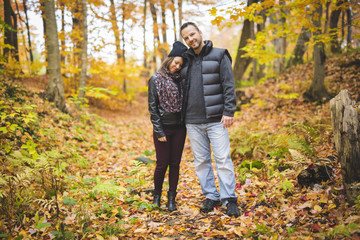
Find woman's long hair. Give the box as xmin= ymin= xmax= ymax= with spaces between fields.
xmin=158 ymin=56 xmax=175 ymax=78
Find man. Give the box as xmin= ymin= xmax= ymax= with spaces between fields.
xmin=180 ymin=22 xmax=240 ymax=217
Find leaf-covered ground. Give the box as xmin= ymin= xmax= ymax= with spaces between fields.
xmin=1 ymin=52 xmax=360 ymax=239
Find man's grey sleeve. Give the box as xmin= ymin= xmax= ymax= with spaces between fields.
xmin=220 ymin=53 xmax=237 ymax=117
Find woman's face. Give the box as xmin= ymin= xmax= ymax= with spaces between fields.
xmin=169 ymin=57 xmax=183 ymax=73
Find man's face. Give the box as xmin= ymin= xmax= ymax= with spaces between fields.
xmin=181 ymin=25 xmax=203 ymax=51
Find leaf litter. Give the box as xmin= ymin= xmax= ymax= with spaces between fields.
xmin=0 ymin=52 xmax=360 ymax=239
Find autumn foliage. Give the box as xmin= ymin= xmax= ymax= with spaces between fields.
xmin=1 ymin=49 xmax=360 ymax=239
xmin=1 ymin=0 xmax=360 ymax=238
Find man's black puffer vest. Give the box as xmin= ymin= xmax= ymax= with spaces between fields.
xmin=181 ymin=40 xmax=236 ymax=121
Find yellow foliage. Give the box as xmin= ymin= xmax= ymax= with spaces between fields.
xmin=84 ymin=57 xmax=148 ymax=111
xmin=209 ymin=7 xmax=217 ymax=16
xmin=211 ymin=16 xmax=226 ymax=27
xmin=275 ymin=93 xmax=299 ymax=100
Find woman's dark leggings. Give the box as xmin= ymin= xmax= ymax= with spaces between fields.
xmin=153 ymin=126 xmax=186 ymax=193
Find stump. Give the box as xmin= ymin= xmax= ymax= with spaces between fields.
xmin=297 ymin=164 xmax=333 ymax=187
xmin=330 ymin=90 xmax=360 ymax=204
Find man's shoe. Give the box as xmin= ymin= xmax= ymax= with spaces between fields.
xmin=226 ymin=200 xmax=240 ymax=217
xmin=200 ymin=198 xmax=221 ymax=213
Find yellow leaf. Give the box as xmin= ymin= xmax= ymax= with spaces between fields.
xmin=320 ymin=194 xmax=328 ymax=203
xmin=328 ymin=204 xmax=336 ymax=210
xmin=314 ymin=205 xmax=322 ymax=212
xmin=209 ymin=7 xmax=217 ymax=16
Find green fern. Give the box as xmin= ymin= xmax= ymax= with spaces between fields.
xmin=92 ymin=179 xmax=127 ymax=198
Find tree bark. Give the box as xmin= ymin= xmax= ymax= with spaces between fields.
xmin=330 ymin=90 xmax=360 ymax=204
xmin=41 ymin=0 xmax=47 ymax=65
xmin=121 ymin=0 xmax=126 ymax=93
xmin=160 ymin=0 xmax=167 ymax=61
xmin=178 ymin=0 xmax=183 ymax=41
xmin=273 ymin=0 xmax=286 ymax=74
xmin=250 ymin=20 xmax=257 ymax=83
xmin=110 ymin=0 xmax=121 ymax=61
xmin=325 ymin=1 xmax=331 ymax=32
xmin=143 ymin=0 xmax=148 ymax=69
xmin=78 ymin=0 xmax=88 ymax=103
xmin=44 ymin=0 xmax=67 ymax=112
xmin=150 ymin=0 xmax=160 ymax=71
xmin=257 ymin=4 xmax=266 ymax=80
xmin=287 ymin=26 xmax=311 ymax=67
xmin=170 ymin=0 xmax=177 ymax=41
xmin=346 ymin=1 xmax=353 ymax=48
xmin=71 ymin=0 xmax=81 ymax=93
xmin=303 ymin=1 xmax=330 ymax=103
xmin=60 ymin=0 xmax=66 ymax=65
xmin=3 ymin=0 xmax=19 ymax=61
xmin=23 ymin=0 xmax=33 ymax=63
xmin=233 ymin=0 xmax=257 ymax=85
xmin=329 ymin=0 xmax=344 ymax=54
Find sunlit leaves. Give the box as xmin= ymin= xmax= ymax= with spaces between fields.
xmin=211 ymin=16 xmax=226 ymax=27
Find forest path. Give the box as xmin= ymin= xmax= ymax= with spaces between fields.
xmin=63 ymin=52 xmax=360 ymax=238
xmin=87 ymin=94 xmax=248 ymax=239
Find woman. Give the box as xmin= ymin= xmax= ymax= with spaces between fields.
xmin=148 ymin=41 xmax=187 ymax=212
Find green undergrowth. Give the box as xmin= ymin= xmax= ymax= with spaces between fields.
xmin=0 ymin=77 xmax=153 ymax=237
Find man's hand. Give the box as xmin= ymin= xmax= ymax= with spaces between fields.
xmin=221 ymin=115 xmax=234 ymax=128
xmin=158 ymin=136 xmax=167 ymax=142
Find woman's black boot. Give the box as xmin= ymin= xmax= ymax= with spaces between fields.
xmin=167 ymin=191 xmax=177 ymax=212
xmin=153 ymin=190 xmax=161 ymax=207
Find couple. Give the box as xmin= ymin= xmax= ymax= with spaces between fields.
xmin=148 ymin=22 xmax=240 ymax=217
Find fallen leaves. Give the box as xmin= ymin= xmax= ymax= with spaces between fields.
xmin=1 ymin=52 xmax=360 ymax=239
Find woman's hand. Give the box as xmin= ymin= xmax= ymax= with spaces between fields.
xmin=158 ymin=136 xmax=167 ymax=142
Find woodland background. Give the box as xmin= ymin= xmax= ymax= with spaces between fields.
xmin=1 ymin=0 xmax=360 ymax=239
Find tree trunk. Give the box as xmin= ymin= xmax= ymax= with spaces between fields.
xmin=143 ymin=0 xmax=148 ymax=69
xmin=303 ymin=1 xmax=330 ymax=103
xmin=44 ymin=0 xmax=67 ymax=112
xmin=160 ymin=0 xmax=167 ymax=61
xmin=341 ymin=9 xmax=345 ymax=46
xmin=346 ymin=1 xmax=352 ymax=48
xmin=329 ymin=0 xmax=344 ymax=54
xmin=325 ymin=1 xmax=331 ymax=32
xmin=41 ymin=0 xmax=47 ymax=65
xmin=250 ymin=20 xmax=257 ymax=83
xmin=78 ymin=0 xmax=87 ymax=103
xmin=110 ymin=0 xmax=121 ymax=61
xmin=273 ymin=0 xmax=286 ymax=74
xmin=60 ymin=0 xmax=66 ymax=65
xmin=233 ymin=0 xmax=257 ymax=85
xmin=121 ymin=0 xmax=126 ymax=93
xmin=71 ymin=0 xmax=81 ymax=93
xmin=178 ymin=0 xmax=183 ymax=41
xmin=3 ymin=0 xmax=19 ymax=61
xmin=257 ymin=5 xmax=266 ymax=80
xmin=287 ymin=26 xmax=311 ymax=67
xmin=23 ymin=0 xmax=33 ymax=63
xmin=330 ymin=90 xmax=360 ymax=204
xmin=150 ymin=1 xmax=160 ymax=71
xmin=170 ymin=0 xmax=177 ymax=41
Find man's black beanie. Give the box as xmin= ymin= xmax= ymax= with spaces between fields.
xmin=168 ymin=41 xmax=187 ymax=57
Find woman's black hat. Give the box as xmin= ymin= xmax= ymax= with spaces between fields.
xmin=168 ymin=41 xmax=187 ymax=57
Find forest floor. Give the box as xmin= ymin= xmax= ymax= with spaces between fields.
xmin=1 ymin=51 xmax=360 ymax=239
